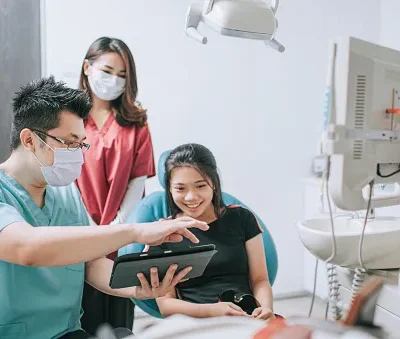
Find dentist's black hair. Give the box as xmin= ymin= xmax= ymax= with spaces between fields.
xmin=165 ymin=143 xmax=225 ymax=218
xmin=10 ymin=76 xmax=91 ymax=150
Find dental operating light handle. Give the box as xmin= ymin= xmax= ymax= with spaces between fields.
xmin=265 ymin=38 xmax=285 ymax=52
xmin=186 ymin=27 xmax=208 ymax=44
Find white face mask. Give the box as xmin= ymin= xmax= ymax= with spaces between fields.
xmin=33 ymin=136 xmax=84 ymax=187
xmin=88 ymin=67 xmax=126 ymax=101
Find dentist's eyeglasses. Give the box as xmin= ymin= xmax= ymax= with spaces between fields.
xmin=32 ymin=130 xmax=90 ymax=153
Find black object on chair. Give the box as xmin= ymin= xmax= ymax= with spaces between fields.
xmin=218 ymin=289 xmax=260 ymax=315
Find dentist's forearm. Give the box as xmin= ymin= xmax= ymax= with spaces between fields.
xmin=0 ymin=221 xmax=137 ymax=267
xmin=86 ymin=257 xmax=137 ymax=298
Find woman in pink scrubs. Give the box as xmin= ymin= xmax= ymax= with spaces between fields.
xmin=75 ymin=37 xmax=156 ymax=335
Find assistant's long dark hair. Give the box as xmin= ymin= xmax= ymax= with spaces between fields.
xmin=165 ymin=143 xmax=225 ymax=218
xmin=79 ymin=36 xmax=147 ymax=127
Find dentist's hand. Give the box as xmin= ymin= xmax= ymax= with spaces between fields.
xmin=133 ymin=216 xmax=209 ymax=246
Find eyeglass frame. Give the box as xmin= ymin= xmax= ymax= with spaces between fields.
xmin=32 ymin=129 xmax=91 ymax=153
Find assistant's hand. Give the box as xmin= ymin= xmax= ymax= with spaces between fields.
xmin=133 ymin=264 xmax=192 ymax=299
xmin=133 ymin=216 xmax=209 ymax=246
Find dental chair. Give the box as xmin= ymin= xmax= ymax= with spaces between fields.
xmin=118 ymin=150 xmax=279 ymax=319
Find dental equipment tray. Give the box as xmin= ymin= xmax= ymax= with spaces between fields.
xmin=109 ymin=244 xmax=217 ymax=288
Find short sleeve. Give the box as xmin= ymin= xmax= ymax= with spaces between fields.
xmin=131 ymin=125 xmax=156 ymax=179
xmin=241 ymin=208 xmax=263 ymax=241
xmin=0 ymin=192 xmax=25 ymax=232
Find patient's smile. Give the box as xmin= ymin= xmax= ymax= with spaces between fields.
xmin=185 ymin=202 xmax=202 ymax=209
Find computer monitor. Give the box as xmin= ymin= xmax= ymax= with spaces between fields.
xmin=323 ymin=36 xmax=400 ymax=211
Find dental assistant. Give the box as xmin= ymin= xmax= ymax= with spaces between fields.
xmin=75 ymin=37 xmax=156 ymax=334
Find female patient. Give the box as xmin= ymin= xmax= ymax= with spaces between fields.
xmin=147 ymin=143 xmax=274 ymax=320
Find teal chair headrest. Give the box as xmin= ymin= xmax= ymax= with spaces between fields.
xmin=157 ymin=150 xmax=171 ymax=189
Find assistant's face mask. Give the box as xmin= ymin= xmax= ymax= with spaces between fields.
xmin=32 ymin=135 xmax=84 ymax=187
xmin=88 ymin=66 xmax=126 ymax=101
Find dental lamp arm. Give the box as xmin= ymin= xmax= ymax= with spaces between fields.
xmin=185 ymin=3 xmax=207 ymax=44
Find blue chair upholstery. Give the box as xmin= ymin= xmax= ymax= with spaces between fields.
xmin=118 ymin=151 xmax=278 ymax=318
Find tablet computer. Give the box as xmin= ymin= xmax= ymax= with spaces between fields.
xmin=109 ymin=244 xmax=217 ymax=289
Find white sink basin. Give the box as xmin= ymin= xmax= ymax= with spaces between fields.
xmin=297 ymin=217 xmax=400 ymax=269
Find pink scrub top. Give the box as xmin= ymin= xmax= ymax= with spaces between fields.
xmin=76 ymin=114 xmax=156 ymax=226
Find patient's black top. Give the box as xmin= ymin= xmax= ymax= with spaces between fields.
xmin=148 ymin=206 xmax=263 ymax=304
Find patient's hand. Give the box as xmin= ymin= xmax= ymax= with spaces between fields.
xmin=207 ymin=302 xmax=250 ymax=317
xmin=252 ymin=306 xmax=275 ymax=321
xmin=134 ymin=265 xmax=192 ymax=299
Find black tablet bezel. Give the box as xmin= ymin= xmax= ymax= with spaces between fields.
xmin=109 ymin=244 xmax=217 ymax=289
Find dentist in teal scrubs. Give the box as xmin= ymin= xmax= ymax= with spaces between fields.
xmin=0 ymin=76 xmax=208 ymax=339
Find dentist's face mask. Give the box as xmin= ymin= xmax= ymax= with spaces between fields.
xmin=88 ymin=66 xmax=126 ymax=101
xmin=33 ymin=134 xmax=84 ymax=187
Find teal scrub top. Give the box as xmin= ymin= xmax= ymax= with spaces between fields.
xmin=0 ymin=169 xmax=90 ymax=339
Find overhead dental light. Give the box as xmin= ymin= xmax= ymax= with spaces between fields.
xmin=185 ymin=0 xmax=285 ymax=52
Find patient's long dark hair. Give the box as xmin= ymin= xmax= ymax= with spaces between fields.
xmin=165 ymin=143 xmax=225 ymax=218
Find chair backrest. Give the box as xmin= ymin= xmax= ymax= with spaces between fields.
xmin=118 ymin=151 xmax=278 ymax=318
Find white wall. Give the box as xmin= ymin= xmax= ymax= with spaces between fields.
xmin=42 ymin=0 xmax=381 ymax=296
xmin=380 ymin=0 xmax=400 ymax=50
